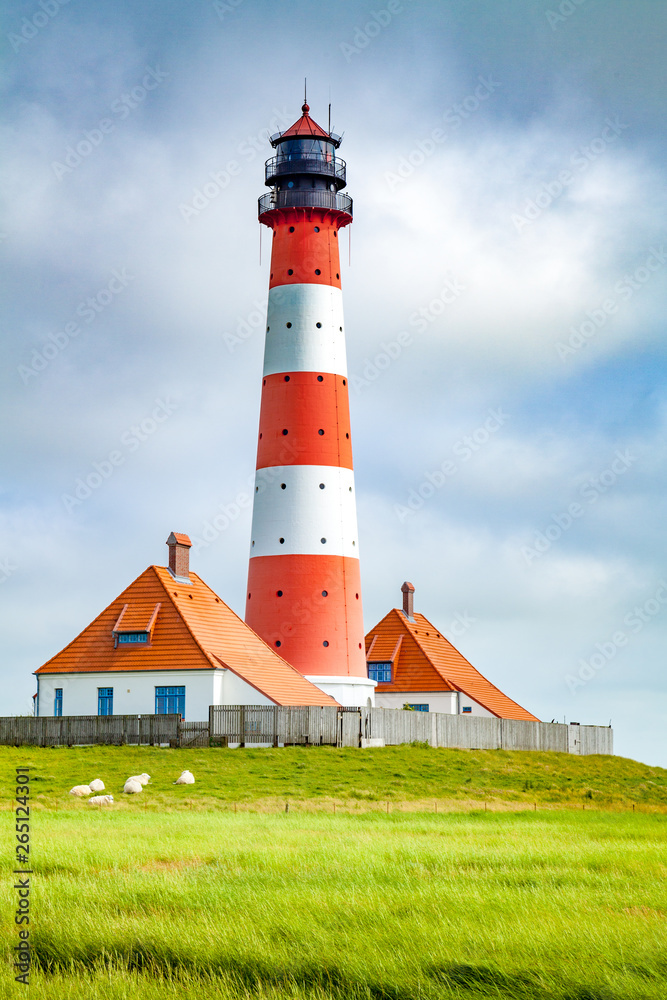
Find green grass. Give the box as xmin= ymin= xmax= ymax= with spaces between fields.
xmin=2 ymin=747 xmax=667 ymax=998
xmin=2 ymin=743 xmax=666 ymax=811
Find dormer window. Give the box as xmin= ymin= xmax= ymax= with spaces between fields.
xmin=118 ymin=632 xmax=148 ymax=645
xmin=368 ymin=662 xmax=392 ymax=683
xmin=112 ymin=602 xmax=160 ymax=647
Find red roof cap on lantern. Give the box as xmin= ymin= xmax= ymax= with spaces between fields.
xmin=270 ymin=103 xmax=341 ymax=147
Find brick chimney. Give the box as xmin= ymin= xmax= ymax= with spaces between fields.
xmin=401 ymin=581 xmax=415 ymax=620
xmin=166 ymin=532 xmax=192 ymax=581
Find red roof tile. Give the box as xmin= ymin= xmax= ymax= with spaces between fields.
xmin=36 ymin=566 xmax=338 ymax=707
xmin=366 ymin=608 xmax=538 ymax=721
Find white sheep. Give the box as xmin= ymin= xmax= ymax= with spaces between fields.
xmin=174 ymin=770 xmax=195 ymax=785
xmin=123 ymin=778 xmax=143 ymax=794
xmin=127 ymin=773 xmax=150 ymax=786
xmin=89 ymin=778 xmax=105 ymax=792
xmin=69 ymin=784 xmax=92 ymax=797
xmin=88 ymin=794 xmax=114 ymax=805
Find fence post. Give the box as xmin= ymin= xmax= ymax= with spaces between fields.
xmin=240 ymin=705 xmax=245 ymax=748
xmin=273 ymin=706 xmax=278 ymax=748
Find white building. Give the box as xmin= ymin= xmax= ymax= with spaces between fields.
xmin=35 ymin=533 xmax=338 ymax=719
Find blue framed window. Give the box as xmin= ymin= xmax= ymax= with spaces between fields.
xmin=155 ymin=686 xmax=185 ymax=717
xmin=117 ymin=632 xmax=148 ymax=644
xmin=407 ymin=704 xmax=429 ymax=712
xmin=367 ymin=662 xmax=392 ymax=683
xmin=54 ymin=688 xmax=63 ymax=717
xmin=98 ymin=688 xmax=113 ymax=716
xmin=462 ymin=706 xmax=472 ymax=713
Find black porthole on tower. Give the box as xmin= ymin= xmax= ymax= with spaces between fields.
xmin=289 ymin=226 xmax=295 ymax=233
xmin=277 ymin=590 xmax=283 ymax=597
xmin=319 ymin=483 xmax=325 ymax=490
xmin=275 ymin=640 xmax=281 ymax=647
xmin=259 ymin=433 xmax=263 ymax=439
xmin=321 ymin=537 xmax=326 ymax=544
xmin=282 ymin=429 xmax=288 ymax=435
xmin=336 ymin=273 xmax=340 ymax=279
xmin=322 ymin=590 xmax=328 ymax=597
xmin=358 ymin=643 xmax=362 ymax=649
xmin=339 ymin=326 xmax=343 ymax=331
xmin=323 ymin=640 xmax=329 ymax=647
xmin=334 ymin=231 xmax=338 ymax=237
xmin=284 ymin=375 xmax=290 ymax=381
xmin=315 ymin=269 xmax=321 ymax=275
xmin=288 ymin=269 xmax=293 ymax=275
xmin=255 ymin=486 xmax=258 ymax=493
xmin=279 ymin=537 xmax=285 ymax=544
xmin=355 ymin=593 xmax=359 ymax=599
xmin=248 ymin=593 xmax=251 ymax=599
xmin=281 ymin=483 xmax=286 ymax=490
xmin=346 ymin=432 xmax=350 ymax=439
xmin=314 ymin=226 xmax=320 ymax=232
xmin=342 ymin=379 xmax=346 ymax=386
xmin=286 ymin=322 xmax=292 ymax=328
xmin=316 ymin=322 xmax=322 ymax=328
xmin=317 ymin=375 xmax=323 ymax=382
xmin=252 ymin=541 xmax=255 ymax=547
xmin=349 ymin=487 xmax=352 ymax=492
xmin=318 ymin=429 xmax=324 ymax=435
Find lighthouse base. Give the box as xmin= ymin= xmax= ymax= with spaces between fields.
xmin=305 ymin=674 xmax=377 ymax=708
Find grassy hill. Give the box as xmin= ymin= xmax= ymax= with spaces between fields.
xmin=2 ymin=745 xmax=667 ymax=999
xmin=1 ymin=743 xmax=665 ymax=810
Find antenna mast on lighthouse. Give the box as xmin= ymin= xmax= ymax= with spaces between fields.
xmin=245 ymin=100 xmax=375 ymax=707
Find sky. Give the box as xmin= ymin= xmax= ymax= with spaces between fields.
xmin=1 ymin=0 xmax=666 ymax=766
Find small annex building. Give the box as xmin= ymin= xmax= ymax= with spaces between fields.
xmin=34 ymin=533 xmax=338 ymax=719
xmin=365 ymin=583 xmax=538 ymax=721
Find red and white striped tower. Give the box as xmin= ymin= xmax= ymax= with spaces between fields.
xmin=245 ymin=101 xmax=375 ymax=707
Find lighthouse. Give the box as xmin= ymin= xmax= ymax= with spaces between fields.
xmin=245 ymin=100 xmax=375 ymax=707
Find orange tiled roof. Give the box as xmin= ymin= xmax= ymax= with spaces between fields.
xmin=366 ymin=608 xmax=538 ymax=721
xmin=112 ymin=602 xmax=160 ymax=633
xmin=36 ymin=566 xmax=338 ymax=707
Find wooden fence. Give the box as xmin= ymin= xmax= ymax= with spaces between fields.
xmin=0 ymin=714 xmax=181 ymax=747
xmin=209 ymin=706 xmax=613 ymax=755
xmin=0 ymin=709 xmax=613 ymax=755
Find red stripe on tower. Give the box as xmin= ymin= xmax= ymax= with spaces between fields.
xmin=245 ymin=101 xmax=375 ymax=707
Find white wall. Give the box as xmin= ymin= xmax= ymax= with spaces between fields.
xmin=216 ymin=669 xmax=274 ymax=707
xmin=374 ymin=690 xmax=495 ymax=716
xmin=37 ymin=668 xmax=277 ymax=720
xmin=375 ymin=691 xmax=457 ymax=713
xmin=305 ymin=674 xmax=376 ymax=707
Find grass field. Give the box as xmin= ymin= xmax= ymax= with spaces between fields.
xmin=2 ymin=746 xmax=667 ymax=999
